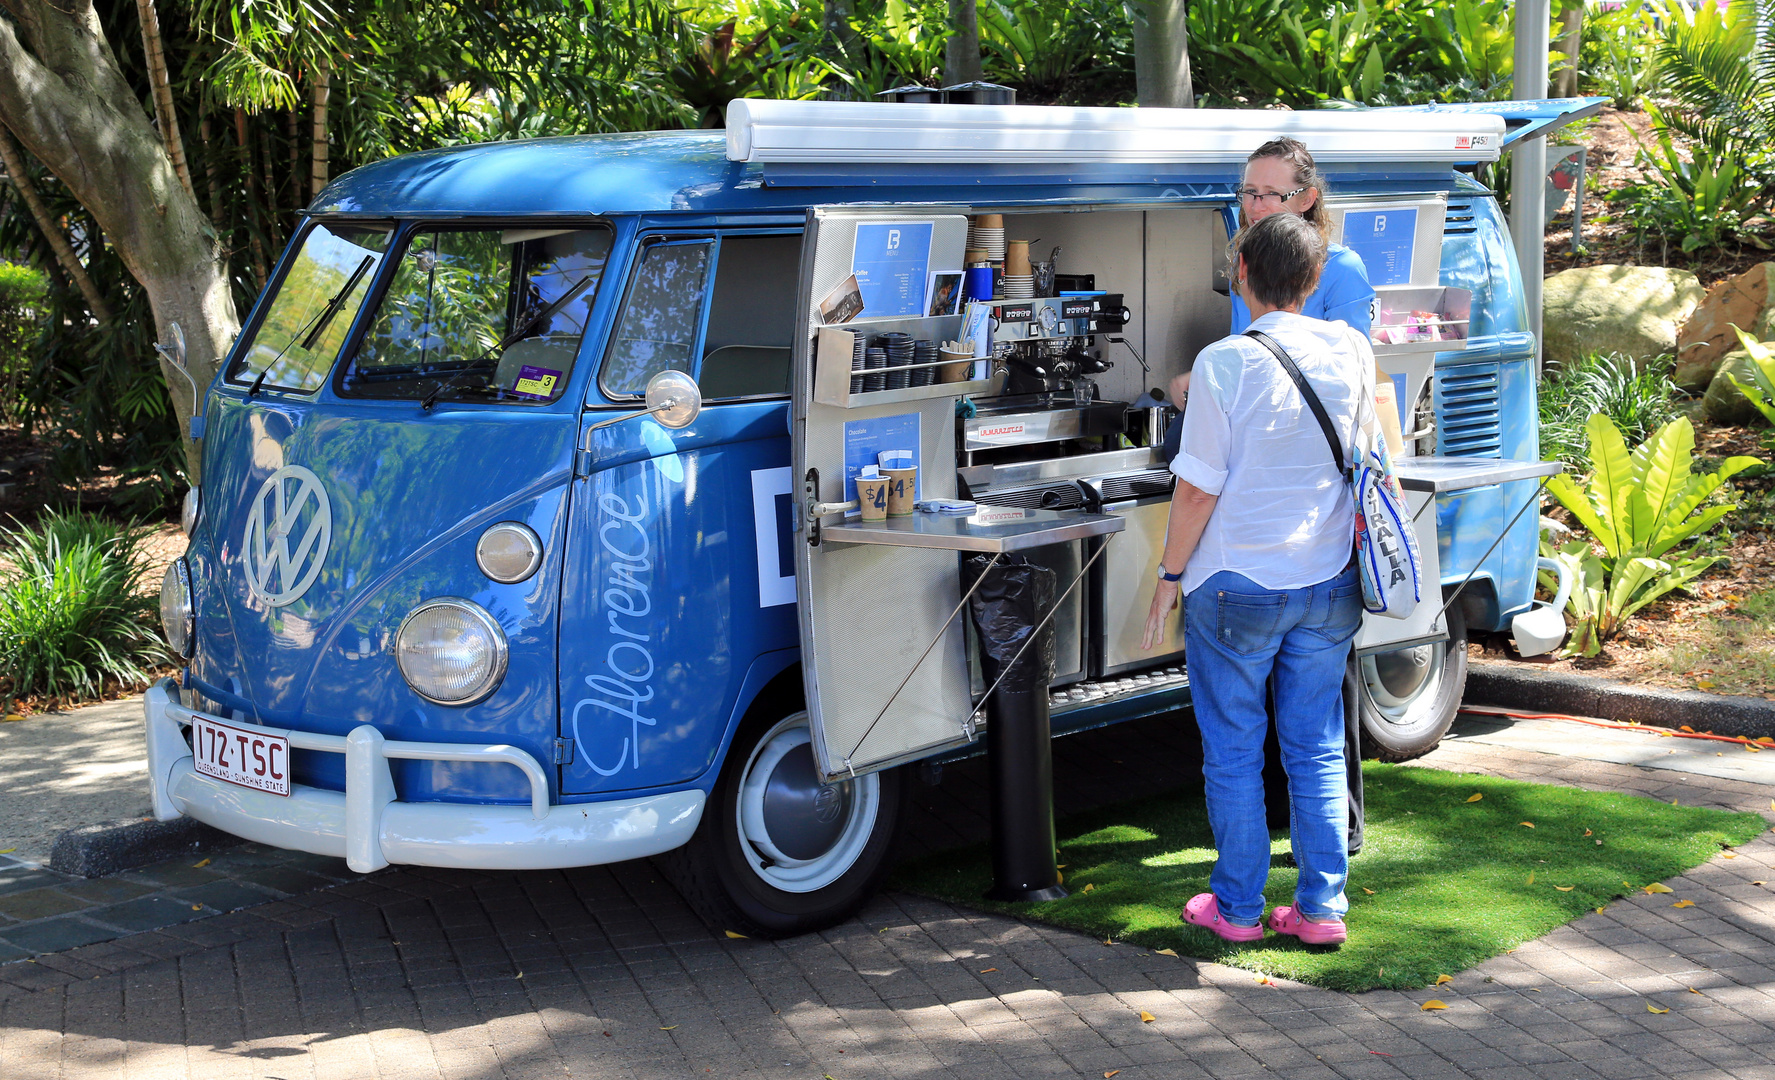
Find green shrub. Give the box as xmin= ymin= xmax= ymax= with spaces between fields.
xmin=0 ymin=510 xmax=165 ymax=700
xmin=1722 ymin=324 xmax=1775 ymax=447
xmin=1580 ymin=0 xmax=1660 ymax=109
xmin=1603 ymin=121 xmax=1771 ymax=257
xmin=1542 ymin=414 xmax=1761 ymax=655
xmin=0 ymin=261 xmax=46 ymax=415
xmin=1539 ymin=351 xmax=1682 ymax=468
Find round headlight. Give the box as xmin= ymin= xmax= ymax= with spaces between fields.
xmin=160 ymin=558 xmax=195 ymax=659
xmin=476 ymin=522 xmax=543 ymax=584
xmin=394 ymin=599 xmax=508 ymax=705
xmin=180 ymin=486 xmax=200 ymax=537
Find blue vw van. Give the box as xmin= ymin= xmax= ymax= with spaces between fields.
xmin=149 ymin=98 xmax=1595 ymax=936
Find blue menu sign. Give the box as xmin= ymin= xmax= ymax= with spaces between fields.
xmin=1342 ymin=208 xmax=1418 ymax=287
xmin=852 ymin=222 xmax=933 ymax=318
xmin=843 ymin=412 xmax=921 ymax=506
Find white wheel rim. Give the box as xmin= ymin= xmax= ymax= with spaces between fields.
xmin=735 ymin=714 xmax=880 ymax=894
xmin=1361 ymin=642 xmax=1447 ymax=735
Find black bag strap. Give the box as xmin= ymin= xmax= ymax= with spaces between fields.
xmin=1245 ymin=329 xmax=1346 ymax=474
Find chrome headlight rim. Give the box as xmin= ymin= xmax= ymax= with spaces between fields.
xmin=160 ymin=558 xmax=195 ymax=660
xmin=475 ymin=521 xmax=544 ymax=584
xmin=180 ymin=486 xmax=200 ymax=537
xmin=394 ymin=597 xmax=508 ymax=707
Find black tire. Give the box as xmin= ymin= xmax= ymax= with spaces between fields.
xmin=659 ymin=708 xmax=907 ymax=938
xmin=1352 ymin=600 xmax=1468 ymax=762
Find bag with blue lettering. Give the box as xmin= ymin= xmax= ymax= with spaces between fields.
xmin=1246 ymin=330 xmax=1423 ymax=620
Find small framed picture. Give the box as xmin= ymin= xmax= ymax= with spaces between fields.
xmin=926 ymin=271 xmax=964 ymax=317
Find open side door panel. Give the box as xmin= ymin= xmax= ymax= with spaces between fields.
xmin=790 ymin=207 xmax=978 ymax=783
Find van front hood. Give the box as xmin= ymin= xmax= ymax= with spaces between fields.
xmin=189 ymin=393 xmax=574 ymax=752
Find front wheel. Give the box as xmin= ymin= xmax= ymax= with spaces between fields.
xmin=660 ymin=710 xmax=906 ymax=938
xmin=1353 ymin=601 xmax=1468 ymax=761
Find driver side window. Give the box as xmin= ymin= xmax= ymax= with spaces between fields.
xmin=602 ymin=240 xmax=714 ymax=399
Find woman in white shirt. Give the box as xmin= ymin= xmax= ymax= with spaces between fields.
xmin=1142 ymin=211 xmax=1372 ymax=947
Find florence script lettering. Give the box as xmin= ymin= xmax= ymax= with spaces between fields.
xmin=571 ymin=491 xmax=659 ymax=776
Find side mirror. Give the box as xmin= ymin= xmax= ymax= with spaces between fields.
xmin=644 ymin=369 xmax=701 ymax=429
xmin=586 ymin=369 xmax=703 ymax=432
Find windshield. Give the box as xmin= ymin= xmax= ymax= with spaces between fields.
xmin=340 ymin=225 xmax=613 ymax=405
xmin=229 ymin=223 xmax=392 ymax=393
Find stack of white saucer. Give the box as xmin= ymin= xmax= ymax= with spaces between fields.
xmin=1002 ymin=274 xmax=1034 ymax=299
xmin=967 ymin=224 xmax=1005 ymax=261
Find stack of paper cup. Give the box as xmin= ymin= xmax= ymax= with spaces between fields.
xmin=968 ymin=215 xmax=1006 ymax=262
xmin=1003 ymin=240 xmax=1034 ymax=298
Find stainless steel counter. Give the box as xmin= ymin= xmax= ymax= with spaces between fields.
xmin=821 ymin=507 xmax=1125 ymax=552
xmin=1394 ymin=456 xmax=1562 ymax=492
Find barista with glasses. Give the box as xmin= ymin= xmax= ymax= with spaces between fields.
xmin=1232 ymin=136 xmax=1374 ymax=337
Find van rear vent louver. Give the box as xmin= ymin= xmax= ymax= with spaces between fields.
xmin=1436 ymin=363 xmax=1503 ymax=457
xmin=1444 ymin=200 xmax=1477 ymax=236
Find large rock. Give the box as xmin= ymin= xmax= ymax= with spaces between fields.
xmin=1542 ymin=264 xmax=1706 ymax=370
xmin=1701 ymin=349 xmax=1771 ymax=424
xmin=1674 ymin=261 xmax=1775 ymax=391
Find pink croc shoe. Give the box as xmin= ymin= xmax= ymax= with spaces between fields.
xmin=1267 ymin=904 xmax=1347 ymax=946
xmin=1181 ymin=893 xmax=1264 ymax=943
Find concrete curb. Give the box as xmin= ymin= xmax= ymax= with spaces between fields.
xmin=48 ymin=817 xmax=242 ymax=879
xmin=1466 ymin=660 xmax=1775 ymax=738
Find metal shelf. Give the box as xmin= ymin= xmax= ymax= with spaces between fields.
xmin=822 ymin=507 xmax=1125 ymax=552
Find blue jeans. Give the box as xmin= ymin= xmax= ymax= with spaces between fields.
xmin=1184 ymin=563 xmax=1362 ymax=926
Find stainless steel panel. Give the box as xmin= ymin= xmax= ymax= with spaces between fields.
xmin=1393 ymin=456 xmax=1562 ymax=493
xmin=821 ymin=506 xmax=1123 ymax=552
xmin=1099 ymin=496 xmax=1186 ymax=675
xmin=962 ymin=402 xmax=1128 ymax=451
xmin=961 ymin=447 xmax=1162 ymax=494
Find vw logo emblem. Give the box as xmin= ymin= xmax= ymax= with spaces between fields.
xmin=812 ymin=785 xmax=843 ymax=825
xmin=243 ymin=465 xmax=332 ymax=607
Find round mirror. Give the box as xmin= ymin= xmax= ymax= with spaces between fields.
xmin=166 ymin=321 xmax=186 ymax=367
xmin=644 ymin=369 xmax=702 ymax=429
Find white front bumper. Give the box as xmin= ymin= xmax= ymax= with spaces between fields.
xmin=143 ymin=680 xmax=705 ymax=873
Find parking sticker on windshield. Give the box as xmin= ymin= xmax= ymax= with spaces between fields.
xmin=511 ymin=365 xmax=562 ymax=400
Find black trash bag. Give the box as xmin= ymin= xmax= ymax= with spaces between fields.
xmin=962 ymin=553 xmax=1057 ymax=689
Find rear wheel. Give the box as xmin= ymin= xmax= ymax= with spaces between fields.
xmin=1354 ymin=601 xmax=1468 ymax=761
xmin=660 ymin=709 xmax=906 ymax=938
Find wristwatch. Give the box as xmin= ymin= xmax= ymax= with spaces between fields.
xmin=1157 ymin=566 xmax=1183 ymax=582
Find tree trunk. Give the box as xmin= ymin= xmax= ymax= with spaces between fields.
xmin=310 ymin=60 xmax=331 ymax=201
xmin=236 ymin=107 xmax=270 ymax=287
xmin=200 ymin=113 xmax=225 ymax=225
xmin=1553 ymin=5 xmax=1583 ymax=99
xmin=1129 ymin=0 xmax=1195 ymax=108
xmin=0 ymin=125 xmax=114 ymax=322
xmin=0 ymin=0 xmax=239 ymax=478
xmin=945 ymin=0 xmax=983 ymax=85
xmin=133 ymin=0 xmax=195 ymax=201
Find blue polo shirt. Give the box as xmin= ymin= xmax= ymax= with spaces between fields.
xmin=1231 ymin=243 xmax=1375 ymax=337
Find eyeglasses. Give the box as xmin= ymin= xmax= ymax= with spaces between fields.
xmin=1236 ymin=186 xmax=1309 ymax=206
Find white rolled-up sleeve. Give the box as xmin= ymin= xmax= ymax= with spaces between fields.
xmin=1169 ymin=365 xmax=1232 ymax=495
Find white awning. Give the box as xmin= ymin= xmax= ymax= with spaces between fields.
xmin=725 ymin=100 xmax=1506 ymax=168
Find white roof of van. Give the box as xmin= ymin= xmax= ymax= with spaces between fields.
xmin=725 ymin=100 xmax=1506 ymax=168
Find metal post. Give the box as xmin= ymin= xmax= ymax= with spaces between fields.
xmin=1512 ymin=0 xmax=1551 ymax=376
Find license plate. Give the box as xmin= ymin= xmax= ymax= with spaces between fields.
xmin=190 ymin=716 xmax=291 ymax=797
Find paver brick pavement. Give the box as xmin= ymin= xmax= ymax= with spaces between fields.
xmin=1 ymin=709 xmax=1773 ymax=1078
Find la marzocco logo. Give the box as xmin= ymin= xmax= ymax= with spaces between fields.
xmin=243 ymin=465 xmax=332 ymax=607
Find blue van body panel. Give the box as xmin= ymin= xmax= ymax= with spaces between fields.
xmin=559 ymin=402 xmax=798 ymax=795
xmin=1432 ymin=182 xmax=1540 ymax=631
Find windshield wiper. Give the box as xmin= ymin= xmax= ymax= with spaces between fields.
xmin=419 ymin=274 xmax=594 ymax=411
xmin=248 ymin=254 xmax=376 ymax=397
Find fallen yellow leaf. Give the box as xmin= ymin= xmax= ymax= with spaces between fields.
xmin=1643 ymin=883 xmax=1674 ymax=894
xmin=1256 ymin=976 xmax=1275 ymax=986
xmin=1105 ymin=1072 xmax=1122 ymax=1079
xmin=1754 ymin=881 xmax=1767 ymax=886
xmin=1465 ymin=793 xmax=1484 ymax=803
xmin=1596 ymin=907 xmax=1606 ymax=914
xmin=1 ymin=715 xmax=22 ymax=723
xmin=659 ymin=1025 xmax=677 ymax=1030
xmin=1435 ymin=974 xmax=1453 ymax=985
xmin=1520 ymin=822 xmax=1535 ymax=828
xmin=1361 ymin=887 xmax=1375 ymax=895
xmin=1420 ymin=1000 xmax=1449 ymax=1011
xmin=1681 ymin=725 xmax=1696 ymax=733
xmin=1723 ymin=852 xmax=1738 ymax=859
xmin=1673 ymin=900 xmax=1695 ymax=908
xmin=1760 ymin=737 xmax=1774 ymax=745
xmin=0 ymin=848 xmax=13 ymax=855
xmin=1746 ymin=743 xmax=1762 ymax=752
xmin=1584 ymin=829 xmax=1593 ymax=837
xmin=1527 ymin=871 xmax=1536 ymax=885
xmin=725 ymin=930 xmax=748 ymax=939
xmin=1057 ymin=871 xmax=1064 ymax=884
xmin=1082 ymin=883 xmax=1095 ymax=893
xmin=1697 ymin=682 xmax=1716 ymax=689
xmin=1647 ymin=1004 xmax=1669 ymax=1014
xmin=980 ymin=968 xmax=998 ymax=973
xmin=1153 ymin=948 xmax=1177 ymax=957
xmin=1139 ymin=1011 xmax=1156 ymax=1023
xmin=1689 ymin=987 xmax=1703 ymax=995
xmin=192 ymin=858 xmax=210 ymax=869
xmin=1556 ymin=886 xmax=1575 ymax=892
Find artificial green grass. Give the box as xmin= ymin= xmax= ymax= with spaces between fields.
xmin=891 ymin=762 xmax=1766 ymax=992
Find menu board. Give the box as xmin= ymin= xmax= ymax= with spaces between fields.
xmin=852 ymin=222 xmax=933 ymax=318
xmin=842 ymin=412 xmax=921 ymax=506
xmin=1342 ymin=208 xmax=1418 ymax=287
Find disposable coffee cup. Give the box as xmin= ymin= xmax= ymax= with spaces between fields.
xmin=939 ymin=347 xmax=973 ymax=383
xmin=883 ymin=466 xmax=918 ymax=517
xmin=855 ymin=475 xmax=889 ymax=521
xmin=1004 ymin=240 xmax=1031 ymax=277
